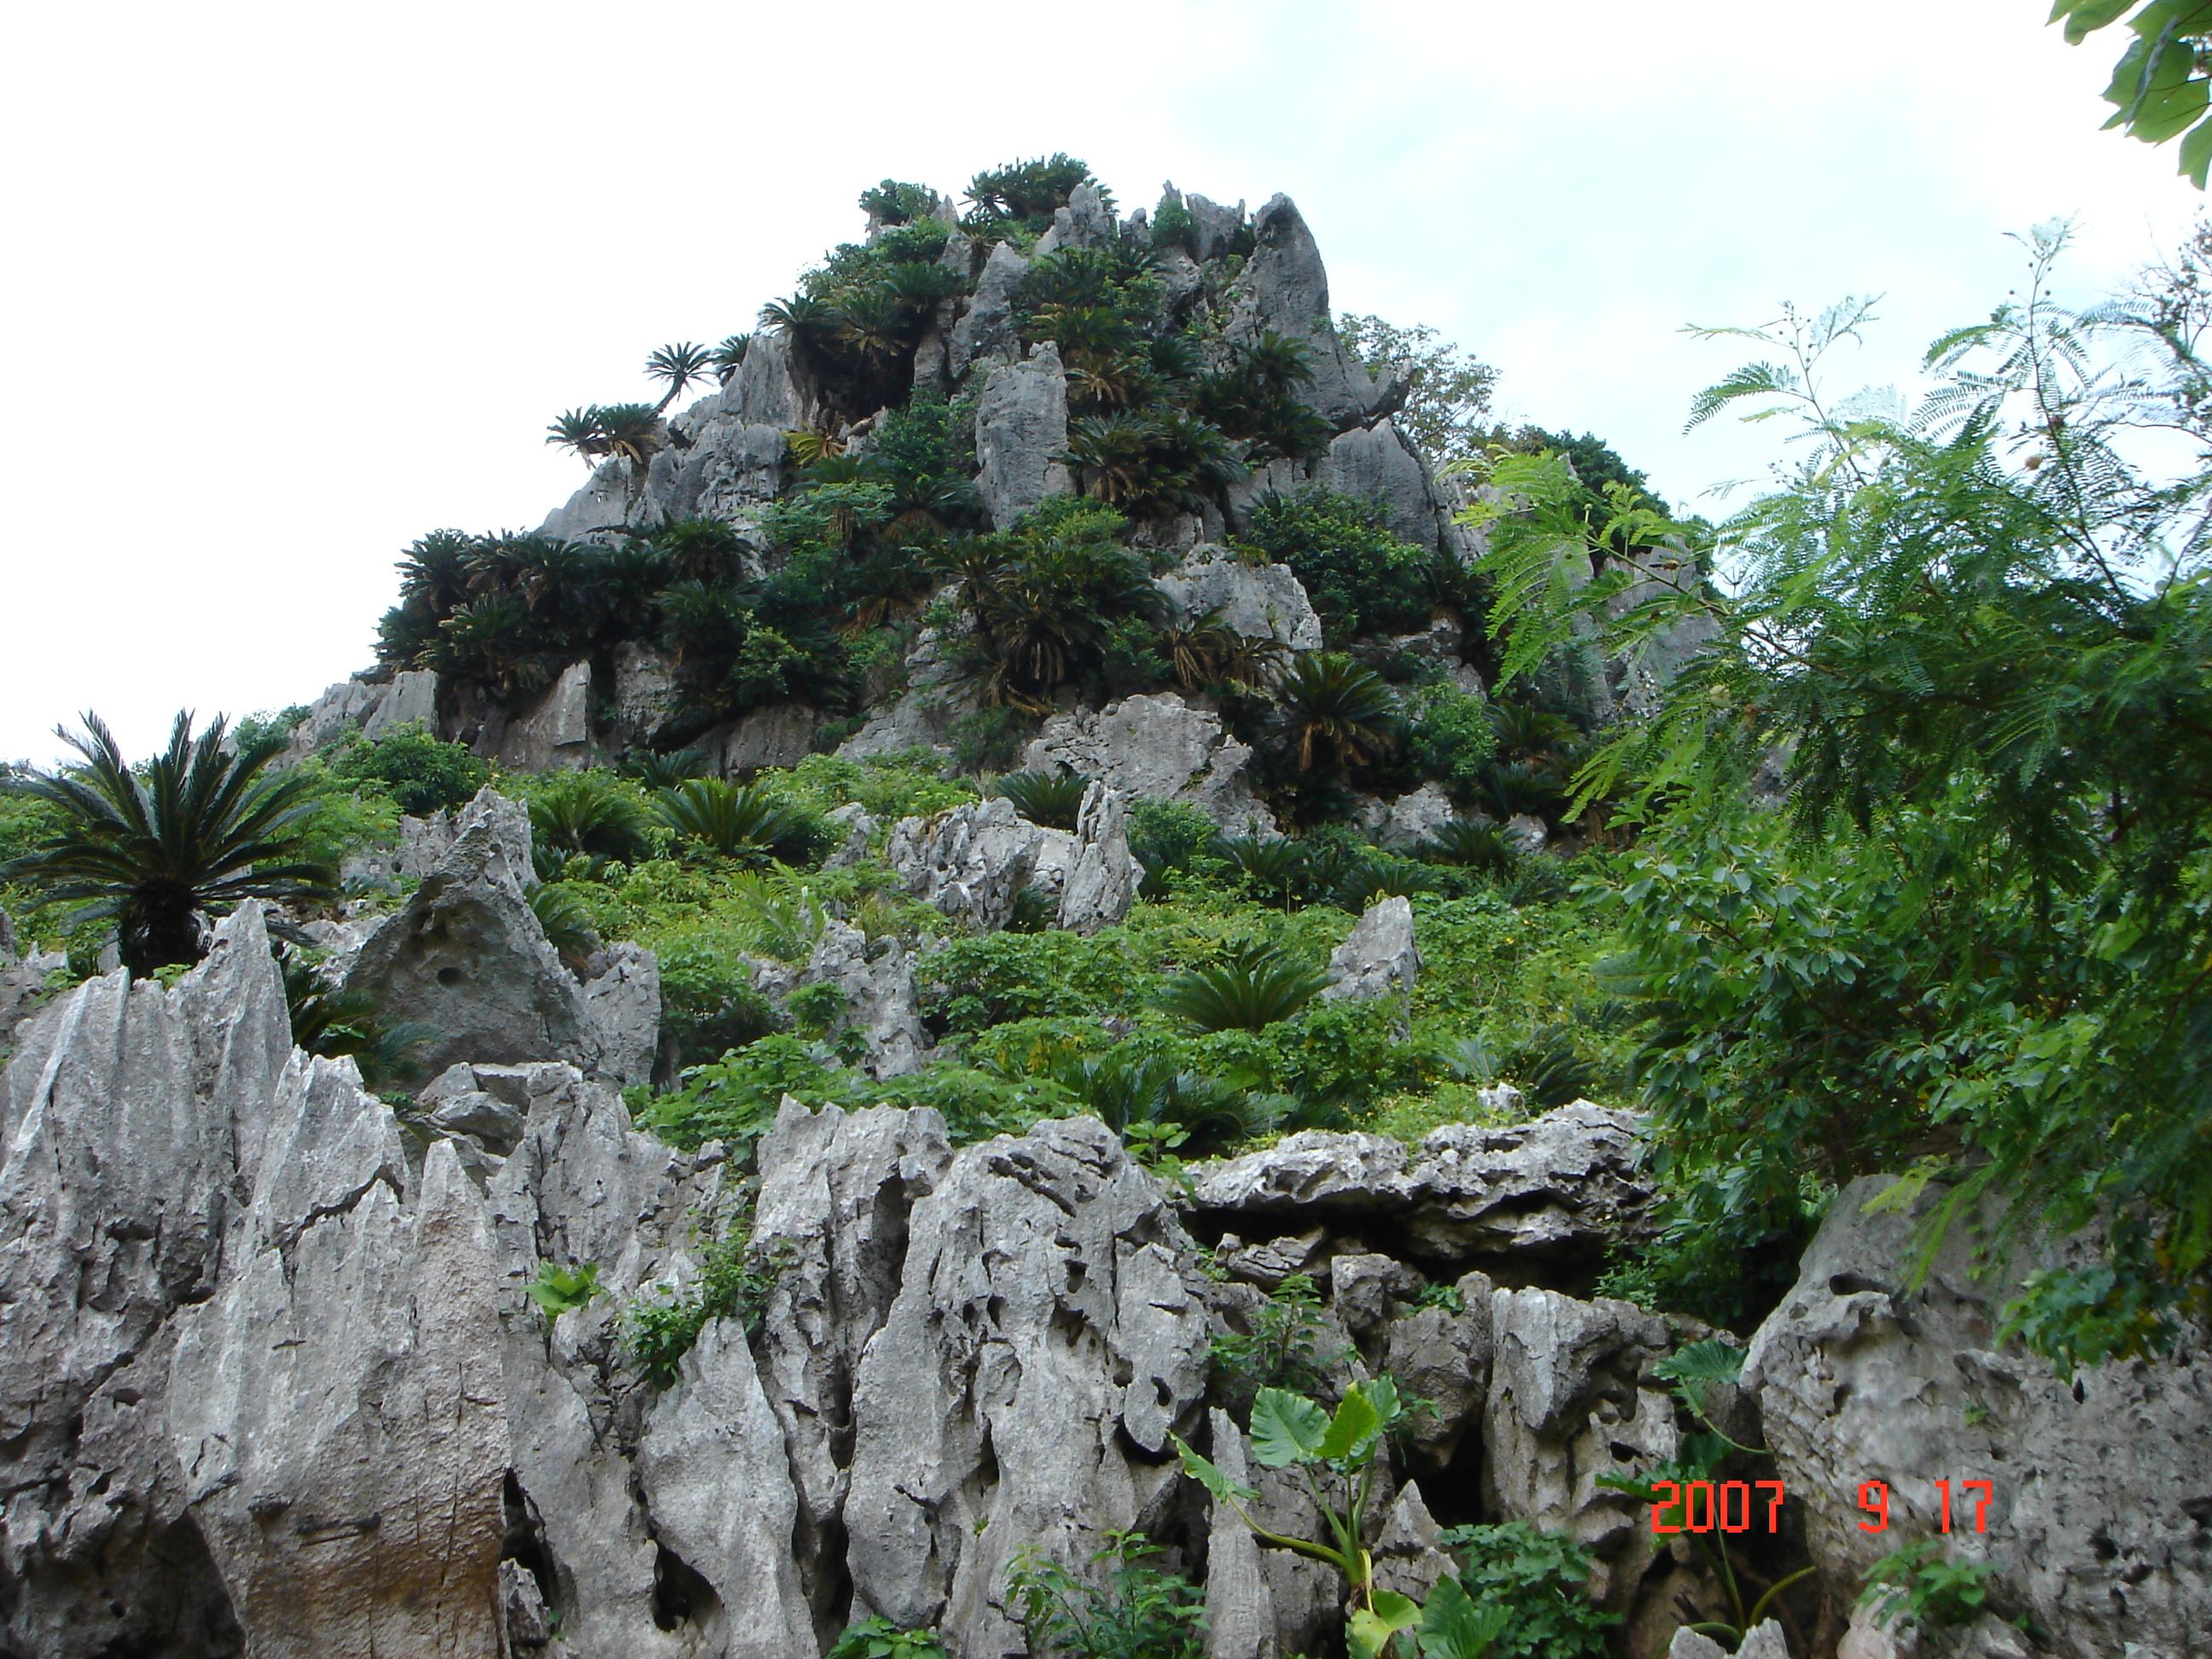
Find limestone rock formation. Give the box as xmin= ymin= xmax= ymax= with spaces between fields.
xmin=800 ymin=918 xmax=930 ymax=1078
xmin=974 ymin=341 xmax=1074 ymax=527
xmin=1227 ymin=195 xmax=1385 ymax=429
xmin=842 ymin=1117 xmax=1211 ymax=1652
xmin=1745 ymin=1174 xmax=2212 ymax=1657
xmin=337 ymin=787 xmax=659 ymax=1084
xmin=1185 ymin=1101 xmax=1652 ymax=1277
xmin=1057 ymin=781 xmax=1143 ymax=933
xmin=1322 ymin=894 xmax=1420 ymax=1004
xmin=1024 ymin=691 xmax=1279 ymax=835
xmin=1155 ymin=543 xmax=1324 ymax=650
xmin=884 ymin=795 xmax=1056 ymax=930
xmin=281 ymin=667 xmax=439 ymax=761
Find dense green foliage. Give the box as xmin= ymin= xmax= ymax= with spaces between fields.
xmin=2052 ymin=0 xmax=2212 ymax=184
xmin=1005 ymin=1533 xmax=1206 ymax=1659
xmin=1435 ymin=1523 xmax=1617 ymax=1659
xmin=0 ymin=713 xmax=335 ymax=974
xmin=1478 ymin=225 xmax=2212 ymax=1357
xmin=329 ymin=723 xmax=489 ymax=817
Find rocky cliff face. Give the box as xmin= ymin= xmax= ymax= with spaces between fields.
xmin=5 ymin=909 xmax=2200 ymax=1656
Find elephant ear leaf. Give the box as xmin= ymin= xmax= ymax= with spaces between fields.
xmin=1171 ymin=1433 xmax=1256 ymax=1507
xmin=1348 ymin=1590 xmax=1422 ymax=1659
xmin=1249 ymin=1388 xmax=1331 ymax=1469
xmin=1417 ymin=1576 xmax=1511 ymax=1659
xmin=1318 ymin=1383 xmax=1383 ymax=1464
xmin=1651 ymin=1337 xmax=1744 ymax=1417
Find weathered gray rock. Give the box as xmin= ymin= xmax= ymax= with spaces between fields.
xmin=1227 ymin=195 xmax=1383 ymax=429
xmin=1203 ymin=1406 xmax=1281 ymax=1659
xmin=580 ymin=940 xmax=661 ymax=1085
xmin=1057 ymin=782 xmax=1142 ymax=933
xmin=611 ymin=641 xmax=680 ymax=747
xmin=729 ymin=325 xmax=818 ymax=429
xmin=282 ymin=669 xmax=440 ymax=761
xmin=974 ymin=341 xmax=1073 ymax=527
xmin=1384 ymin=1270 xmax=1496 ymax=1471
xmin=1185 ymin=1102 xmax=1652 ymax=1273
xmin=948 ymin=240 xmax=1029 ymax=381
xmin=707 ymin=701 xmax=818 ymax=774
xmin=842 ymin=1117 xmax=1212 ymax=1652
xmin=1670 ymin=1622 xmax=1787 ymax=1659
xmin=1181 ymin=188 xmax=1248 ymax=263
xmin=1364 ymin=782 xmax=1457 ymax=848
xmin=0 ymin=938 xmax=63 ymax=1051
xmin=1505 ymin=812 xmax=1549 ymax=854
xmin=1485 ymin=1287 xmax=1683 ymax=1611
xmin=1744 ymin=1174 xmax=2212 ymax=1658
xmin=801 ymin=918 xmax=929 ymax=1078
xmin=1371 ymin=1481 xmax=1454 ymax=1606
xmin=1322 ymin=894 xmax=1419 ymax=1004
xmin=1155 ymin=543 xmax=1324 ymax=650
xmin=824 ymin=800 xmax=876 ymax=867
xmin=338 ymin=789 xmax=655 ymax=1084
xmin=885 ymin=796 xmax=1052 ymax=931
xmin=753 ymin=1099 xmax=953 ymax=1621
xmin=167 ymin=1132 xmax=510 ymax=1657
xmin=1024 ymin=692 xmax=1278 ymax=836
xmin=361 ymin=667 xmax=439 ymax=739
xmin=1314 ymin=420 xmax=1440 ymax=552
xmin=492 ymin=660 xmax=596 ymax=771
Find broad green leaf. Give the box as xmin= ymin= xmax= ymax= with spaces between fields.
xmin=1417 ymin=1576 xmax=1512 ymax=1659
xmin=1171 ymin=1433 xmax=1256 ymax=1506
xmin=1249 ymin=1388 xmax=1330 ymax=1469
xmin=1349 ymin=1591 xmax=1423 ymax=1659
xmin=1318 ymin=1386 xmax=1382 ymax=1463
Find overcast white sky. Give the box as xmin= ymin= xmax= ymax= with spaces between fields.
xmin=1 ymin=1 xmax=2198 ymax=765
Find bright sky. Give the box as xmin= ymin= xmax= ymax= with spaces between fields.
xmin=1 ymin=1 xmax=2198 ymax=765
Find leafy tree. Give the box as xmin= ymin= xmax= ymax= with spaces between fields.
xmin=0 ymin=712 xmax=335 ymax=975
xmin=1476 ymin=225 xmax=2212 ymax=1360
xmin=1241 ymin=488 xmax=1435 ymax=638
xmin=329 ymin=723 xmax=487 ymax=817
xmin=1338 ymin=314 xmax=1499 ymax=463
xmin=2051 ymin=0 xmax=2212 ymax=184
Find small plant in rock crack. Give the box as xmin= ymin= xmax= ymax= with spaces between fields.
xmin=1858 ymin=1542 xmax=1998 ymax=1633
xmin=527 ymin=1260 xmax=602 ymax=1319
xmin=1595 ymin=1339 xmax=1816 ymax=1650
xmin=1208 ymin=1272 xmax=1340 ymax=1413
xmin=623 ymin=1199 xmax=794 ymax=1387
xmin=824 ymin=1615 xmax=948 ymax=1659
xmin=1412 ymin=1279 xmax=1465 ymax=1316
xmin=1435 ymin=1522 xmax=1617 ymax=1659
xmin=1005 ymin=1529 xmax=1206 ymax=1659
xmin=1173 ymin=1377 xmax=1508 ymax=1659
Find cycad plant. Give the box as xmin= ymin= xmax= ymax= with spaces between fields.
xmin=527 ymin=772 xmax=654 ymax=880
xmin=1272 ymin=654 xmax=1401 ymax=774
xmin=1158 ymin=946 xmax=1332 ymax=1033
xmin=991 ymin=769 xmax=1090 ymax=830
xmin=653 ymin=777 xmax=815 ymax=866
xmin=1216 ymin=835 xmax=1308 ymax=908
xmin=1417 ymin=818 xmax=1517 ymax=874
xmin=0 ymin=712 xmax=335 ymax=975
xmin=646 ymin=341 xmax=714 ymax=410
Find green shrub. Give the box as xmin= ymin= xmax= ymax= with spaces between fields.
xmin=625 ymin=1202 xmax=789 ymax=1386
xmin=1402 ymin=682 xmax=1497 ymax=800
xmin=330 ymin=723 xmax=488 ymax=817
xmin=1208 ymin=1272 xmax=1336 ymax=1412
xmin=1005 ymin=1532 xmax=1206 ymax=1659
xmin=527 ymin=1260 xmax=602 ymax=1318
xmin=826 ymin=1617 xmax=947 ymax=1659
xmin=653 ymin=777 xmax=824 ymax=865
xmin=925 ymin=928 xmax=1143 ymax=1035
xmin=1241 ymin=488 xmax=1433 ymax=640
xmin=1858 ymin=1542 xmax=1996 ymax=1633
xmin=1435 ymin=1523 xmax=1617 ymax=1659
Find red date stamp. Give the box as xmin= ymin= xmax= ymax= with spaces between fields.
xmin=1644 ymin=1479 xmax=1997 ymax=1535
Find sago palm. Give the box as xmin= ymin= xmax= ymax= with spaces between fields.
xmin=1272 ymin=653 xmax=1401 ymax=773
xmin=711 ymin=333 xmax=752 ymax=383
xmin=0 ymin=712 xmax=335 ymax=975
xmin=653 ymin=777 xmax=815 ymax=867
xmin=646 ymin=341 xmax=716 ymax=411
xmin=1156 ymin=946 xmax=1333 ymax=1033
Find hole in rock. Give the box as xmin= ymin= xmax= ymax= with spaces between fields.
xmin=436 ymin=966 xmax=466 ymax=987
xmin=652 ymin=1540 xmax=719 ymax=1631
xmin=502 ymin=1471 xmax=560 ymax=1613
